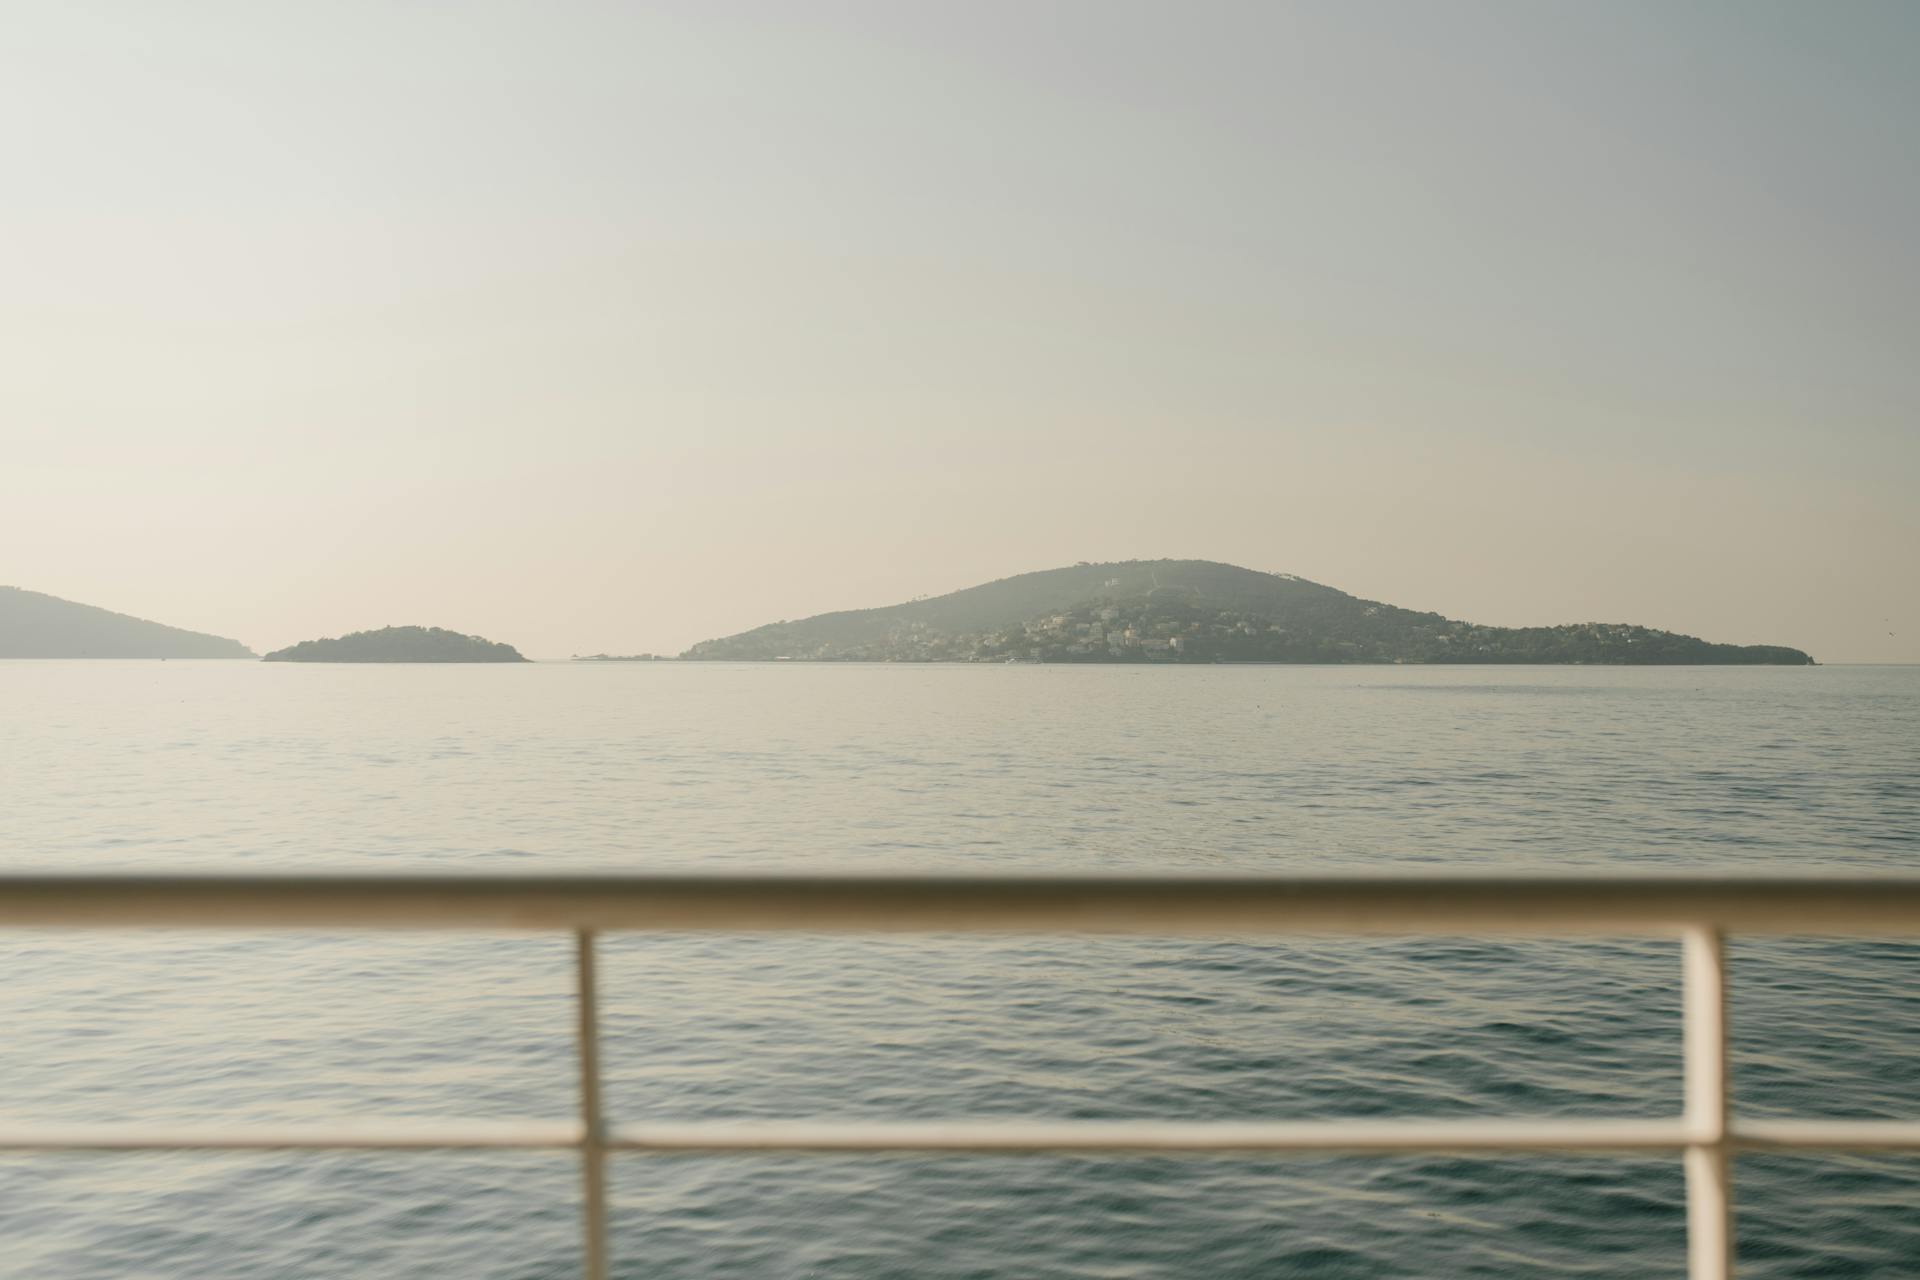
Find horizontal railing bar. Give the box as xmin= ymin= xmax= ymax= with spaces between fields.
xmin=606 ymin=1118 xmax=1695 ymax=1153
xmin=3 ymin=873 xmax=1920 ymax=934
xmin=1732 ymin=1120 xmax=1920 ymax=1151
xmin=0 ymin=1121 xmax=582 ymax=1150
xmin=6 ymin=1117 xmax=1920 ymax=1155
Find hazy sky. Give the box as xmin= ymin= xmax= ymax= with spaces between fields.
xmin=4 ymin=1 xmax=1916 ymax=661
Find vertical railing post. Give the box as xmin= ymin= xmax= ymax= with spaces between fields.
xmin=1683 ymin=925 xmax=1732 ymax=1280
xmin=576 ymin=930 xmax=609 ymax=1280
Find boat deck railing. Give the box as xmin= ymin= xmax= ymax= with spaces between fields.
xmin=3 ymin=873 xmax=1920 ymax=1280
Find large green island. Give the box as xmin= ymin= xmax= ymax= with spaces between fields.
xmin=682 ymin=560 xmax=1814 ymax=665
xmin=263 ymin=626 xmax=528 ymax=663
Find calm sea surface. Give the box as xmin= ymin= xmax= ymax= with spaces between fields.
xmin=1 ymin=661 xmax=1916 ymax=1278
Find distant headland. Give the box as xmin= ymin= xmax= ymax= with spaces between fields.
xmin=4 ymin=563 xmax=1819 ymax=666
xmin=263 ymin=626 xmax=528 ymax=663
xmin=680 ymin=560 xmax=1816 ymax=665
xmin=0 ymin=586 xmax=254 ymax=659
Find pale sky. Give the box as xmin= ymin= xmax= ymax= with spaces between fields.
xmin=4 ymin=1 xmax=1916 ymax=661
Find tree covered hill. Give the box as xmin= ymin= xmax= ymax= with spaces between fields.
xmin=0 ymin=586 xmax=254 ymax=658
xmin=680 ymin=560 xmax=1814 ymax=665
xmin=262 ymin=626 xmax=528 ymax=663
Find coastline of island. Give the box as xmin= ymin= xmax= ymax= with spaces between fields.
xmin=677 ymin=560 xmax=1816 ymax=666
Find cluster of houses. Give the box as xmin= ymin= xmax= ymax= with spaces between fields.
xmin=969 ymin=604 xmax=1299 ymax=662
xmin=718 ymin=595 xmax=1379 ymax=663
xmin=1018 ymin=607 xmax=1188 ymax=658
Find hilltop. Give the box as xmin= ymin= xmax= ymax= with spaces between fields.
xmin=263 ymin=626 xmax=528 ymax=663
xmin=0 ymin=587 xmax=254 ymax=658
xmin=681 ymin=560 xmax=1814 ymax=665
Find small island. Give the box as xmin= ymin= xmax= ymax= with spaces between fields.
xmin=262 ymin=626 xmax=529 ymax=663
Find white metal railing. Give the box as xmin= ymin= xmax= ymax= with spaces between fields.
xmin=4 ymin=873 xmax=1920 ymax=1280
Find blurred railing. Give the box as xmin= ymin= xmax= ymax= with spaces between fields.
xmin=3 ymin=873 xmax=1919 ymax=1280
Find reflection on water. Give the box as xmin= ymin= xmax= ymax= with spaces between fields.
xmin=0 ymin=662 xmax=1916 ymax=1277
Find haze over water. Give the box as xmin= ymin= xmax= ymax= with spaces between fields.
xmin=2 ymin=661 xmax=1916 ymax=1278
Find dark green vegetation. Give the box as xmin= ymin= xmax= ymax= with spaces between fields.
xmin=263 ymin=626 xmax=527 ymax=663
xmin=0 ymin=586 xmax=254 ymax=658
xmin=682 ymin=560 xmax=1814 ymax=665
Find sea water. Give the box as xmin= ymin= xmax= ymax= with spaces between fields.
xmin=0 ymin=661 xmax=1915 ymax=1278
